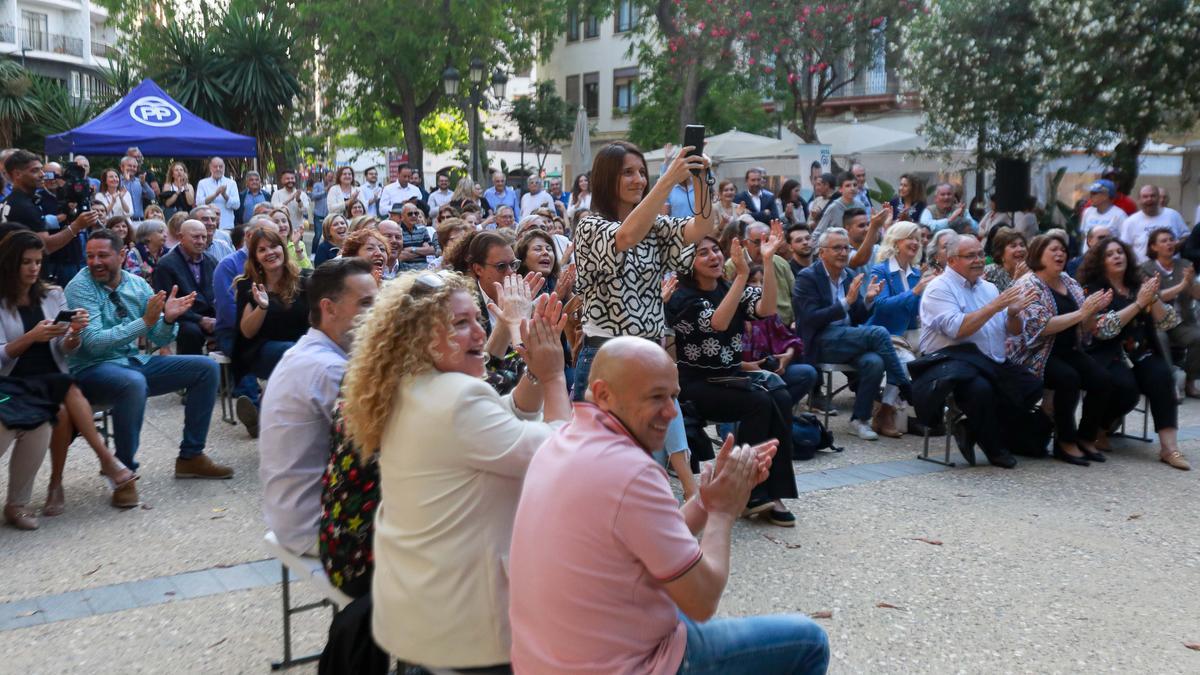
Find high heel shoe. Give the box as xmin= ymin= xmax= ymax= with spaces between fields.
xmin=42 ymin=484 xmax=65 ymax=517
xmin=4 ymin=504 xmax=38 ymax=530
xmin=1053 ymin=445 xmax=1089 ymax=467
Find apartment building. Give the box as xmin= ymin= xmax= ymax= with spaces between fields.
xmin=0 ymin=0 xmax=117 ymax=100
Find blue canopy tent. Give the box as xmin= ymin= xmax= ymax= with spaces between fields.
xmin=45 ymin=78 xmax=256 ymax=158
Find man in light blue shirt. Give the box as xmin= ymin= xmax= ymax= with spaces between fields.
xmin=258 ymin=258 xmax=379 ymax=555
xmin=66 ymin=230 xmax=230 ymax=506
xmin=119 ymin=156 xmax=148 ymax=220
xmin=667 ymin=180 xmax=697 ymax=219
xmin=483 ymin=170 xmax=520 ymax=219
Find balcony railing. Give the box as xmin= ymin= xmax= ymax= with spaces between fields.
xmin=0 ymin=25 xmax=13 ymax=43
xmin=18 ymin=28 xmax=84 ymax=57
xmin=826 ymin=67 xmax=900 ymax=100
xmin=91 ymin=40 xmax=116 ymax=59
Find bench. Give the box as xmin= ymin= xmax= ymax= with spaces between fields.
xmin=261 ymin=531 xmax=351 ymax=670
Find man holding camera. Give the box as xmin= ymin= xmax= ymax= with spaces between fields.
xmin=38 ymin=161 xmax=90 ymax=286
xmin=3 ymin=150 xmax=99 ymax=260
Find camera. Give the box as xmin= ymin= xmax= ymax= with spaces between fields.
xmin=62 ymin=163 xmax=92 ymax=213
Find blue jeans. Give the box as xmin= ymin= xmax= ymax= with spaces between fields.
xmin=74 ymin=356 xmax=219 ymax=471
xmin=251 ymin=340 xmax=295 ymax=381
xmin=777 ymin=364 xmax=818 ymax=408
xmin=574 ymin=343 xmax=688 ymax=453
xmin=311 ymin=214 xmax=324 ymax=255
xmin=815 ymin=325 xmax=909 ymax=421
xmin=676 ymin=612 xmax=829 ymax=674
xmin=217 ymin=329 xmax=260 ymax=405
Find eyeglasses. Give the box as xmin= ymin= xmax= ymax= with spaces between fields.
xmin=486 ymin=260 xmax=521 ymax=272
xmin=823 ymin=245 xmax=851 ymax=252
xmin=108 ymin=291 xmax=128 ymax=319
xmin=956 ymin=251 xmax=985 ymax=260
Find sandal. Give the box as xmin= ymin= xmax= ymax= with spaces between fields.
xmin=100 ymin=463 xmax=139 ymax=491
xmin=42 ymin=484 xmax=65 ymax=517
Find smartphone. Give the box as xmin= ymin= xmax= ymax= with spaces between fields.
xmin=683 ymin=124 xmax=705 ymax=176
xmin=54 ymin=310 xmax=75 ymax=324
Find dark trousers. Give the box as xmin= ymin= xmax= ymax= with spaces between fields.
xmin=176 ymin=320 xmax=208 ymax=355
xmin=680 ymin=374 xmax=797 ymax=501
xmin=1043 ymin=349 xmax=1111 ymax=443
xmin=952 ymin=359 xmax=1041 ymax=460
xmin=1103 ymin=353 xmax=1177 ymax=432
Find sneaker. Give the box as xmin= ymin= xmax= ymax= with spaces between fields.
xmin=235 ymin=395 xmax=259 ymax=439
xmin=848 ymin=419 xmax=878 ymax=441
xmin=742 ymin=498 xmax=774 ymax=517
xmin=111 ymin=481 xmax=140 ymax=508
xmin=767 ymin=508 xmax=796 ymax=527
xmin=175 ymin=454 xmax=235 ymax=479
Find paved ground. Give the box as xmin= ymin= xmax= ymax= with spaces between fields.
xmin=2 ymin=385 xmax=1199 ymax=674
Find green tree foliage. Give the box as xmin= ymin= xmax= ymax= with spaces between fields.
xmin=294 ymin=0 xmax=566 ymax=173
xmin=0 ymin=60 xmax=40 ymax=147
xmin=509 ymin=81 xmax=575 ymax=172
xmin=628 ymin=61 xmax=772 ymax=149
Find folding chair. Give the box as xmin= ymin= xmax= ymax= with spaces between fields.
xmin=262 ymin=531 xmax=352 ymax=670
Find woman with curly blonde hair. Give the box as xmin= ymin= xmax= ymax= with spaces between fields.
xmin=342 ymin=270 xmax=571 ymax=670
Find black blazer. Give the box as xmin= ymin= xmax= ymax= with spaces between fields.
xmin=733 ymin=189 xmax=779 ymax=224
xmin=792 ymin=261 xmax=869 ymax=365
xmin=152 ymin=247 xmax=218 ymax=325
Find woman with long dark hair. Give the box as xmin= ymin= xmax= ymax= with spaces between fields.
xmin=565 ymin=172 xmax=591 ymax=222
xmin=0 ymin=232 xmax=137 ymax=522
xmin=1077 ymin=236 xmax=1190 ymax=470
xmin=887 ymin=173 xmax=926 ymax=223
xmin=234 ymin=228 xmax=309 ymax=384
xmin=666 ymin=232 xmax=797 ymax=525
xmin=777 ymin=178 xmax=809 ymax=226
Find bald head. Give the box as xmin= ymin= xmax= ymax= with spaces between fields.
xmin=179 ymin=219 xmax=209 ymax=257
xmin=588 ymin=337 xmax=679 ymax=452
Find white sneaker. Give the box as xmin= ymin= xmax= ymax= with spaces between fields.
xmin=848 ymin=419 xmax=879 ymax=441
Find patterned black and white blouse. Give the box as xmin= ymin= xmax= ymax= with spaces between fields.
xmin=574 ymin=212 xmax=693 ymax=339
xmin=666 ymin=281 xmax=762 ymax=377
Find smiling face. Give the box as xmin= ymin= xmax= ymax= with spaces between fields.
xmin=897 ymin=233 xmax=922 ymax=264
xmin=1039 ymin=238 xmax=1067 ymax=274
xmin=254 ymin=238 xmax=285 ymax=274
xmin=1004 ymin=237 xmax=1028 ymax=266
xmin=720 ymin=182 xmax=736 ymax=202
xmin=819 ymin=232 xmax=850 ymax=272
xmin=86 ymin=237 xmax=123 ymax=287
xmin=1138 ymin=185 xmax=1160 ymax=216
xmin=437 ymin=174 xmax=449 ymax=191
xmin=618 ymin=153 xmax=648 ymax=211
xmin=209 ymin=157 xmax=224 ymax=179
xmin=429 ymin=290 xmax=489 ymax=378
xmin=108 ymin=219 xmax=129 ymax=242
xmin=590 ymin=341 xmax=680 ymax=452
xmin=788 ymin=228 xmax=812 ymax=258
xmin=376 ymin=221 xmax=403 ymax=260
xmin=496 ymin=207 xmax=515 ymax=229
xmin=492 ymin=173 xmax=506 ymax=191
xmin=523 ymin=236 xmax=556 ymax=275
xmin=359 ymin=238 xmax=387 ymax=270
xmin=691 ymin=238 xmax=726 ymax=282
xmin=104 ymin=170 xmax=120 ymax=190
xmin=934 ymin=185 xmax=955 ymax=211
xmin=330 ymin=216 xmax=349 ymax=242
xmin=948 ymin=237 xmax=985 ymax=282
xmin=746 ymin=171 xmax=763 ymax=193
xmin=349 ymin=200 xmax=366 ymax=217
xmin=365 ymin=168 xmax=378 ymax=184
xmin=1103 ymin=240 xmax=1127 ymax=277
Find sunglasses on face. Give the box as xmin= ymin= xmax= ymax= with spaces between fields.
xmin=485 ymin=260 xmax=521 ymax=273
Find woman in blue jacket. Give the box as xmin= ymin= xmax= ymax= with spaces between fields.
xmin=866 ymin=221 xmax=934 ymax=436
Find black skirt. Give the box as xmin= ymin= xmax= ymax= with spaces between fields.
xmin=0 ymin=373 xmax=71 ymax=430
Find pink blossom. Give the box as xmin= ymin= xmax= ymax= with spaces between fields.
xmin=748 ymin=57 xmax=757 ymax=66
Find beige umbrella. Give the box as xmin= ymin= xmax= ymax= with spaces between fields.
xmin=569 ymin=105 xmax=592 ymax=179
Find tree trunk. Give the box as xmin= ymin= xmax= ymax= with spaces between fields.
xmin=677 ymin=57 xmax=701 ymax=139
xmin=1111 ymin=136 xmax=1147 ymax=192
xmin=400 ymin=104 xmax=425 ymax=177
xmin=974 ymin=125 xmax=987 ymax=202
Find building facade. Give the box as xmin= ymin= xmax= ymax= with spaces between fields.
xmin=0 ymin=0 xmax=116 ymax=100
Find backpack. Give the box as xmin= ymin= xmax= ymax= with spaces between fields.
xmin=791 ymin=412 xmax=838 ymax=460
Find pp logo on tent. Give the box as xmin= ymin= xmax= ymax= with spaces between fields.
xmin=129 ymin=96 xmax=182 ymax=127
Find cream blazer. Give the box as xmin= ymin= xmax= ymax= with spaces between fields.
xmin=0 ymin=287 xmax=73 ymax=376
xmin=372 ymin=370 xmax=563 ymax=668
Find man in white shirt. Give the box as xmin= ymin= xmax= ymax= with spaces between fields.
xmin=1120 ymin=184 xmax=1188 ymax=263
xmin=917 ymin=234 xmax=1039 ymax=468
xmin=378 ymin=163 xmax=423 ymax=216
xmin=851 ymin=162 xmax=874 ymax=217
xmin=269 ymin=169 xmax=312 ymax=233
xmin=258 ymin=258 xmax=378 ymax=555
xmin=426 ymin=173 xmax=454 ymax=211
xmin=195 ymin=157 xmax=241 ymax=231
xmin=1079 ymin=179 xmax=1126 ymax=252
xmin=519 ymin=174 xmax=555 ymax=216
xmin=359 ymin=166 xmax=383 ymax=217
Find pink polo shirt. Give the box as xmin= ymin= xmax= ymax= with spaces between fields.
xmin=509 ymin=403 xmax=701 ymax=674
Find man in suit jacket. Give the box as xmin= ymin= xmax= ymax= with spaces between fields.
xmin=792 ymin=227 xmax=912 ymax=440
xmin=153 ymin=219 xmax=218 ymax=355
xmin=734 ymin=168 xmax=779 ymax=224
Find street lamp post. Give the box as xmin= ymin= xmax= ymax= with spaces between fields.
xmin=443 ymin=59 xmax=508 ymax=185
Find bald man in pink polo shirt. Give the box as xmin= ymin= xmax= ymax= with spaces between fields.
xmin=509 ymin=337 xmax=829 ymax=674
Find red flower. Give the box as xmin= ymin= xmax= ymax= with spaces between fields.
xmin=748 ymin=57 xmax=757 ymax=65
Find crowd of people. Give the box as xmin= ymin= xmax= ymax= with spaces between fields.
xmin=2 ymin=138 xmax=1197 ymax=674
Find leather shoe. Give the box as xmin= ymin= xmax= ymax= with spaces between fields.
xmin=952 ymin=419 xmax=976 ymax=466
xmin=175 ymin=454 xmax=234 ymax=479
xmin=111 ymin=481 xmax=140 ymax=508
xmin=986 ymin=452 xmax=1018 ymax=469
xmin=1160 ymin=450 xmax=1192 ymax=471
xmin=1053 ymin=445 xmax=1089 ymax=467
xmin=1080 ymin=447 xmax=1106 ymax=463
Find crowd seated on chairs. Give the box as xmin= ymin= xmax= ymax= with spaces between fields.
xmin=7 ymin=143 xmax=1200 ymax=675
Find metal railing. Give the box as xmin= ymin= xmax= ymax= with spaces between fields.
xmin=827 ymin=67 xmax=900 ymax=100
xmin=91 ymin=40 xmax=115 ymax=59
xmin=19 ymin=28 xmax=84 ymax=57
xmin=0 ymin=25 xmax=14 ymax=43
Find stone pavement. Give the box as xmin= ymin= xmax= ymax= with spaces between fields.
xmin=2 ymin=387 xmax=1199 ymax=673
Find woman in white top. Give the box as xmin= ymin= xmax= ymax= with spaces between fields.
xmin=325 ymin=166 xmax=367 ymax=218
xmin=93 ymin=169 xmax=133 ymax=219
xmin=564 ymin=172 xmax=591 ymax=221
xmin=341 ymin=270 xmax=571 ymax=671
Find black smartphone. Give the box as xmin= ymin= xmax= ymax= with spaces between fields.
xmin=683 ymin=124 xmax=705 ymax=176
xmin=54 ymin=310 xmax=75 ymax=324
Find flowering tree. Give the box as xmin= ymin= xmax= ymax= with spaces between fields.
xmin=750 ymin=1 xmax=918 ymax=142
xmin=1034 ymin=0 xmax=1200 ymax=187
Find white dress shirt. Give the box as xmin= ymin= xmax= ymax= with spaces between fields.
xmin=427 ymin=189 xmax=454 ymax=211
xmin=360 ymin=181 xmax=384 ymax=217
xmin=379 ymin=181 xmax=423 ymax=216
xmin=196 ymin=176 xmax=241 ymax=230
xmin=919 ymin=266 xmax=1013 ymax=362
xmin=258 ymin=328 xmax=347 ymax=555
xmin=520 ymin=190 xmax=555 ymax=217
